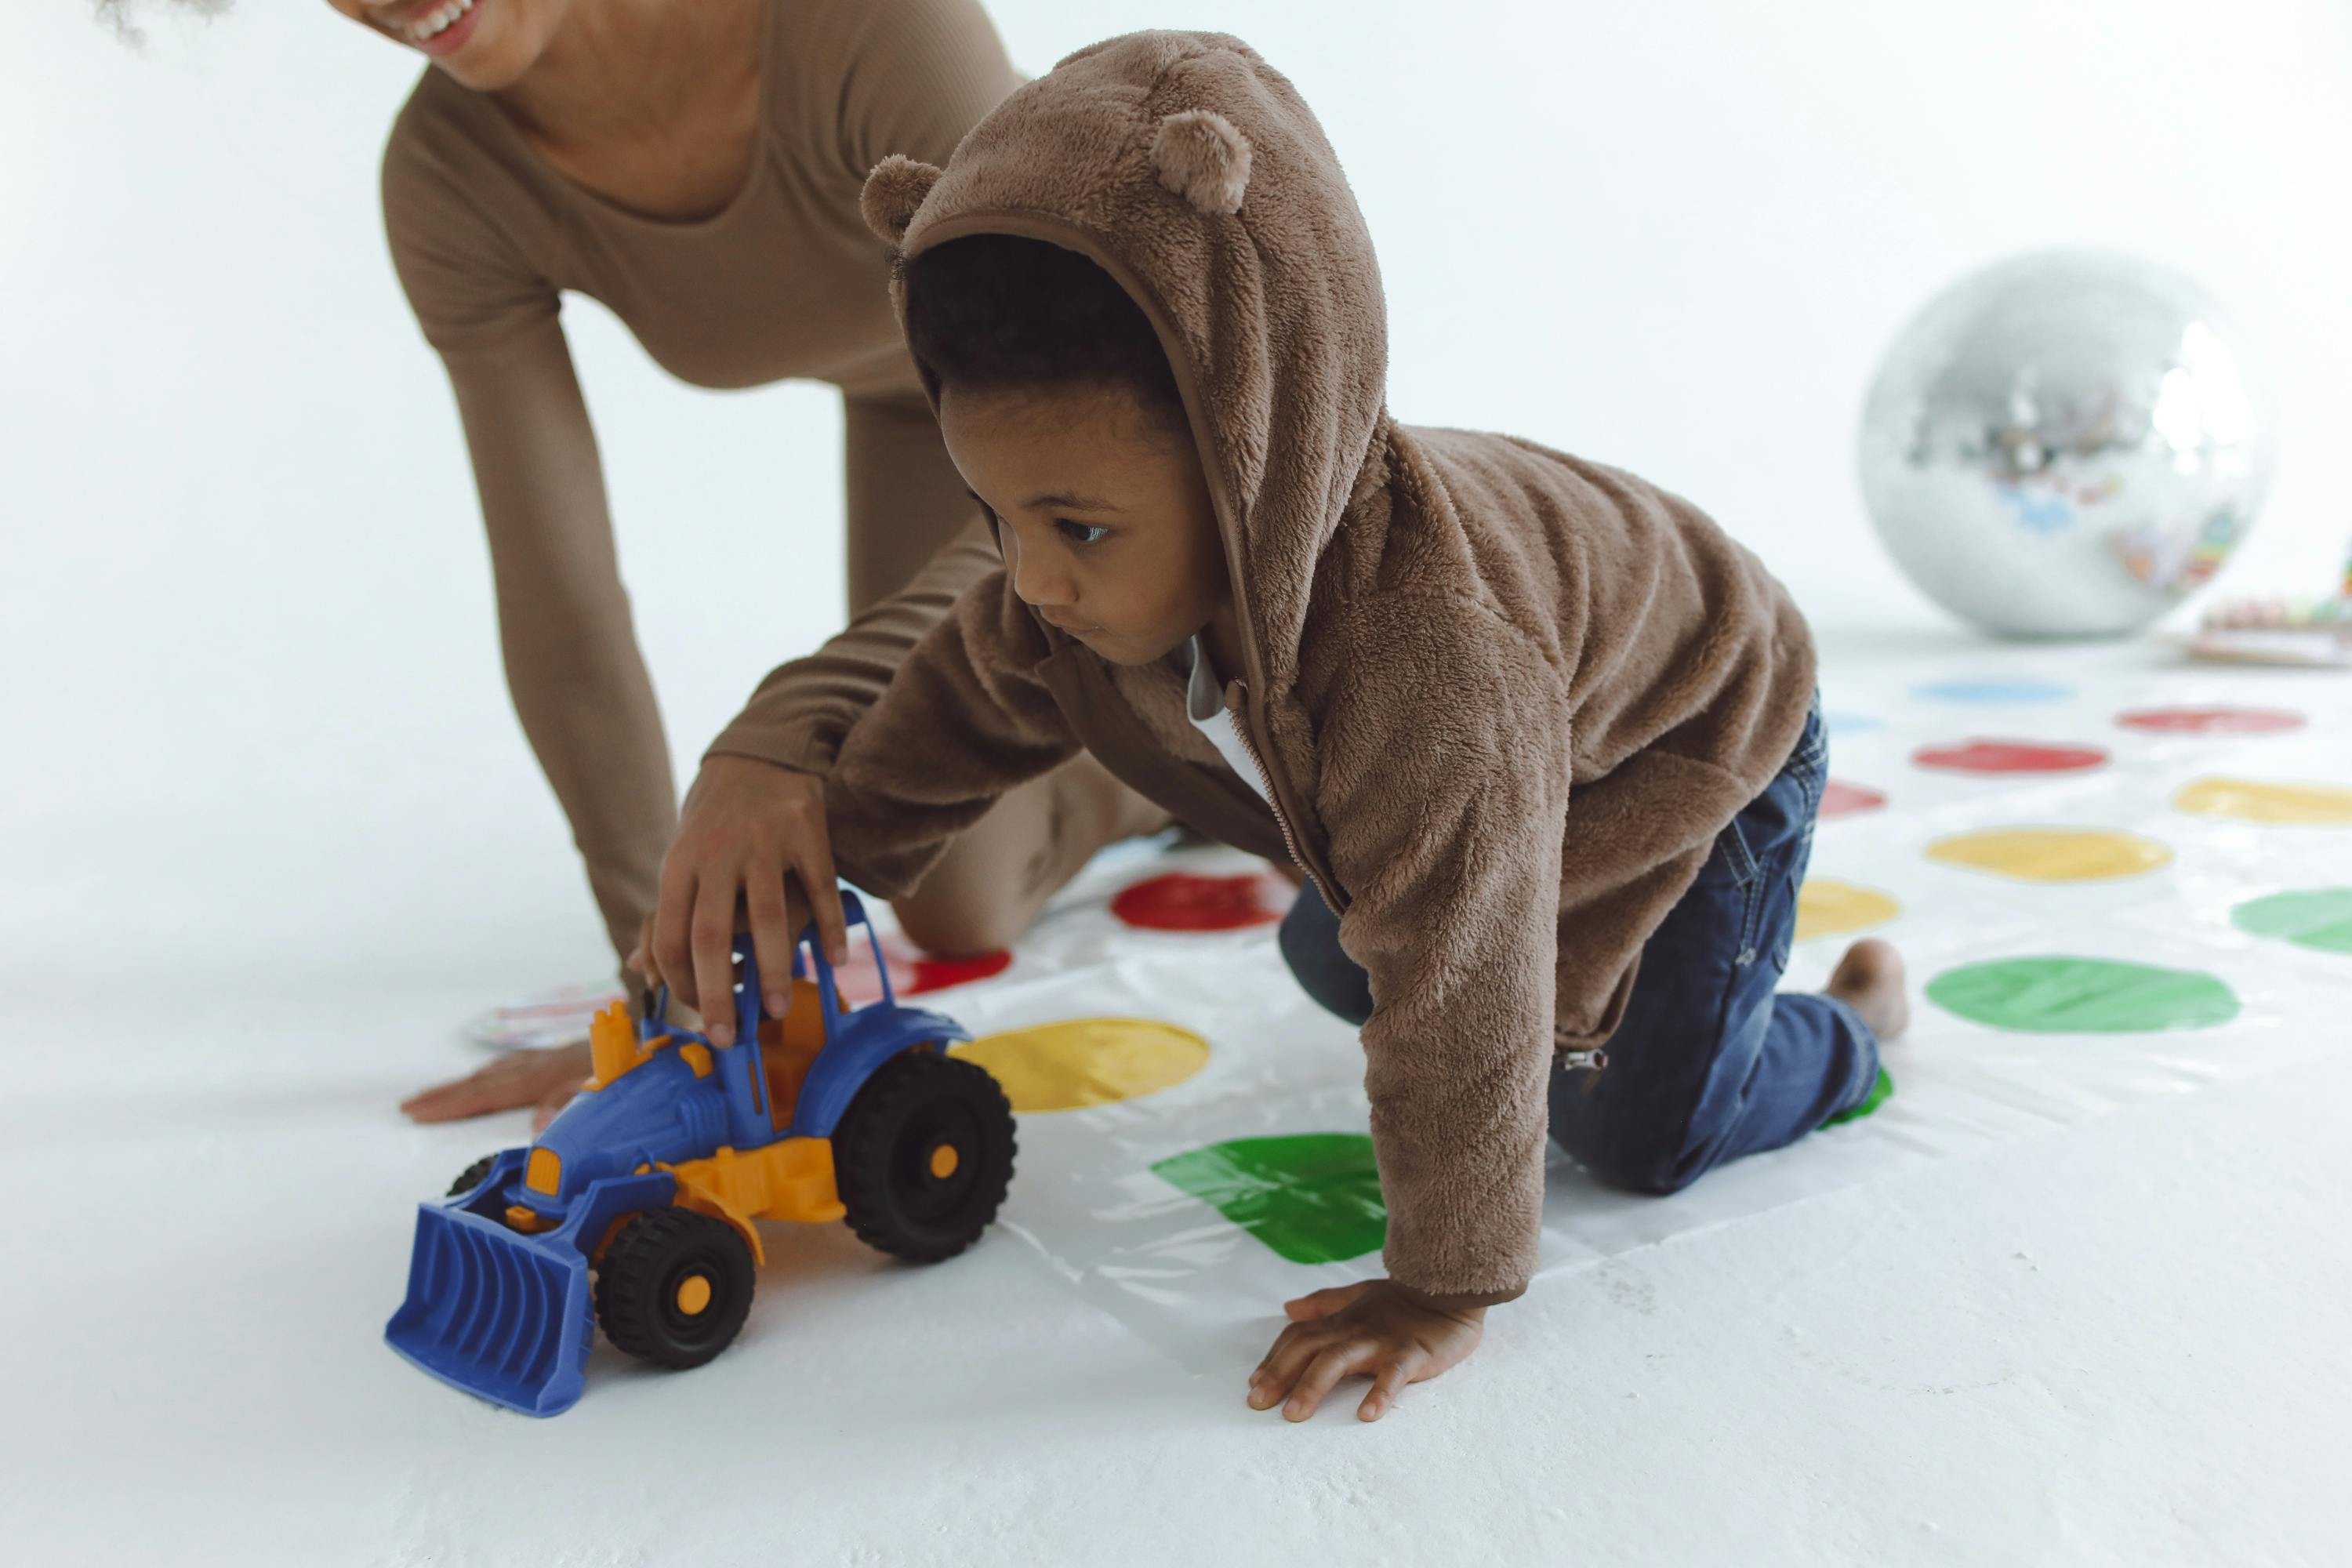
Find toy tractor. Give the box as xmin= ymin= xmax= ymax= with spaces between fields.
xmin=386 ymin=891 xmax=1014 ymax=1416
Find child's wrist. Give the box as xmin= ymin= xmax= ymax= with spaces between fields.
xmin=1388 ymin=1279 xmax=1508 ymax=1316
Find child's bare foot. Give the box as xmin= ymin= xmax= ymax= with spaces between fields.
xmin=1827 ymin=938 xmax=1910 ymax=1043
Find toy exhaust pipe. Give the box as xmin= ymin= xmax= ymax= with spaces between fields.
xmin=385 ymin=1203 xmax=594 ymax=1417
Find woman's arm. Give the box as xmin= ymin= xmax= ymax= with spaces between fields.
xmin=384 ymin=116 xmax=678 ymax=967
xmin=440 ymin=326 xmax=683 ymax=961
xmin=706 ymin=0 xmax=1026 ymax=771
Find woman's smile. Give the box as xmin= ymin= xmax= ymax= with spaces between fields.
xmin=403 ymin=0 xmax=481 ymax=56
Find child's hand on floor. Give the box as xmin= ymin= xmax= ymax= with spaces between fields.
xmin=1248 ymin=1279 xmax=1486 ymax=1423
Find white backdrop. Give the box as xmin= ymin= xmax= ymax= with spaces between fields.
xmin=4 ymin=0 xmax=2349 ymax=999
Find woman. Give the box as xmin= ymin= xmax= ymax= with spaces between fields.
xmin=125 ymin=0 xmax=1164 ymax=1120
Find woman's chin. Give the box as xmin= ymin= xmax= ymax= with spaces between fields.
xmin=419 ymin=1 xmax=543 ymax=92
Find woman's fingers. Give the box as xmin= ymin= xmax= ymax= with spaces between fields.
xmin=531 ymin=1079 xmax=577 ymax=1134
xmin=399 ymin=1043 xmax=592 ymax=1123
xmin=400 ymin=1075 xmax=503 ymax=1123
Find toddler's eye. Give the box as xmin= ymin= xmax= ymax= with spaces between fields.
xmin=1054 ymin=519 xmax=1111 ymax=546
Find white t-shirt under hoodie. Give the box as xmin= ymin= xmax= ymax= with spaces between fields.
xmin=1185 ymin=635 xmax=1272 ymax=805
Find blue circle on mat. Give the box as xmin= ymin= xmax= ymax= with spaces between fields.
xmin=1913 ymin=678 xmax=2074 ymax=704
xmin=1824 ymin=711 xmax=1884 ymax=734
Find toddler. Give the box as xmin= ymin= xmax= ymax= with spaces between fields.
xmin=658 ymin=29 xmax=1908 ymax=1422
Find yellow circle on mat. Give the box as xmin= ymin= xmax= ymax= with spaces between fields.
xmin=675 ymin=1275 xmax=712 ymax=1316
xmin=2174 ymin=777 xmax=2352 ymax=826
xmin=1926 ymin=827 xmax=2172 ymax=882
xmin=1795 ymin=880 xmax=1900 ymax=942
xmin=950 ymin=1018 xmax=1210 ymax=1112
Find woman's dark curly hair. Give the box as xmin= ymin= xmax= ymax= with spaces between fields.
xmin=902 ymin=235 xmax=1184 ymax=428
xmin=95 ymin=0 xmax=230 ymax=45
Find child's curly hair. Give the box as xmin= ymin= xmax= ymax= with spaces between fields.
xmin=902 ymin=235 xmax=1184 ymax=426
xmin=95 ymin=0 xmax=233 ymax=45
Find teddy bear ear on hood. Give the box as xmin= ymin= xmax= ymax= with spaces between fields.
xmin=861 ymin=154 xmax=944 ymax=246
xmin=1151 ymin=109 xmax=1252 ymax=215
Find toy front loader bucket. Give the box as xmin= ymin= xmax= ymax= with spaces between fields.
xmin=385 ymin=1203 xmax=593 ymax=1417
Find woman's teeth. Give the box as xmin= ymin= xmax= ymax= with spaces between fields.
xmin=410 ymin=0 xmax=476 ymax=44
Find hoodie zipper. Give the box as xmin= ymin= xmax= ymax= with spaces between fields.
xmin=1225 ymin=684 xmax=1324 ymax=905
xmin=1232 ymin=681 xmax=1605 ymax=1079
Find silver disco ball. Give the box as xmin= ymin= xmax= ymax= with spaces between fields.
xmin=1858 ymin=250 xmax=2273 ymax=638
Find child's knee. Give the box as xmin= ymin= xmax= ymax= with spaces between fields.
xmin=1277 ymin=886 xmax=1373 ymax=1026
xmin=1552 ymin=1116 xmax=1706 ymax=1197
xmin=1592 ymin=1145 xmax=1706 ymax=1198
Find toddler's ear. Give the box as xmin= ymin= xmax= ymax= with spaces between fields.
xmin=862 ymin=154 xmax=944 ymax=246
xmin=1151 ymin=109 xmax=1252 ymax=215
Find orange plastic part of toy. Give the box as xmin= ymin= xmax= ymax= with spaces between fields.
xmin=583 ymin=1002 xmax=647 ymax=1090
xmin=660 ymin=1136 xmax=848 ymax=1264
xmin=758 ymin=978 xmax=829 ymax=1127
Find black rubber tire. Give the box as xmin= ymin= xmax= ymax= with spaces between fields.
xmin=448 ymin=1154 xmax=499 ymax=1198
xmin=593 ymin=1207 xmax=757 ymax=1370
xmin=834 ymin=1051 xmax=1016 ymax=1263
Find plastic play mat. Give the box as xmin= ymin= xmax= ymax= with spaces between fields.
xmin=891 ymin=640 xmax=2352 ymax=1368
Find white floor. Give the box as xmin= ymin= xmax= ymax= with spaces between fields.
xmin=5 ymin=627 xmax=2348 ymax=1567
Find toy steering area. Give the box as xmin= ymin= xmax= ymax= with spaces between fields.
xmin=385 ymin=889 xmax=1016 ymax=1416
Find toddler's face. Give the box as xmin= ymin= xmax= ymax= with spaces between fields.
xmin=939 ymin=382 xmax=1228 ymax=667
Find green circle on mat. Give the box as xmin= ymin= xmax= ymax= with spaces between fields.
xmin=2231 ymin=889 xmax=2352 ymax=955
xmin=1926 ymin=956 xmax=2239 ymax=1033
xmin=1824 ymin=1066 xmax=1895 ymax=1126
xmin=1151 ymin=1133 xmax=1386 ymax=1265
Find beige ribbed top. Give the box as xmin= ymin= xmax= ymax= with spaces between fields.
xmin=383 ymin=0 xmax=1011 ymax=392
xmin=379 ymin=0 xmax=1022 ymax=955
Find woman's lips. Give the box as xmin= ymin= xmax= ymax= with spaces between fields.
xmin=406 ymin=0 xmax=482 ymax=58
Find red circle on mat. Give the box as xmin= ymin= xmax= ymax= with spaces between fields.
xmin=2116 ymin=706 xmax=2306 ymax=735
xmin=833 ymin=937 xmax=1011 ymax=1006
xmin=1913 ymin=739 xmax=2108 ymax=775
xmin=1112 ymin=871 xmax=1290 ymax=931
xmin=1820 ymin=780 xmax=1888 ymax=818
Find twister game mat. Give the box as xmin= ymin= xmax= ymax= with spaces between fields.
xmin=599 ymin=643 xmax=2352 ymax=1369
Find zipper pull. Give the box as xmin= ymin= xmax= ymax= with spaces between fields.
xmin=1559 ymin=1047 xmax=1608 ymax=1073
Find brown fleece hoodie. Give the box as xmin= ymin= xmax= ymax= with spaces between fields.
xmin=754 ymin=31 xmax=1817 ymax=1301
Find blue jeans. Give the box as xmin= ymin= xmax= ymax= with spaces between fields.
xmin=1279 ymin=699 xmax=1881 ymax=1196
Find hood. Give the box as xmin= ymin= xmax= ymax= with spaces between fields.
xmin=858 ymin=30 xmax=1389 ymax=700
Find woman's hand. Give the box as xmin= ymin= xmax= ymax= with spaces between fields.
xmin=400 ymin=1043 xmax=592 ymax=1131
xmin=1247 ymin=1279 xmax=1488 ymax=1423
xmin=651 ymin=756 xmax=847 ymax=1046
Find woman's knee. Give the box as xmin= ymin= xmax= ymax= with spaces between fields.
xmin=891 ymin=884 xmax=1031 ymax=956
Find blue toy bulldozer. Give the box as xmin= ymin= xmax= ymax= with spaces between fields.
xmin=386 ymin=891 xmax=1014 ymax=1416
